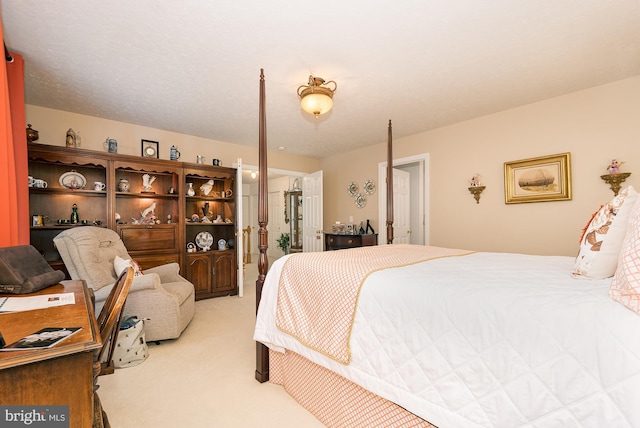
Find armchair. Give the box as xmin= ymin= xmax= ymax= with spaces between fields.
xmin=53 ymin=227 xmax=195 ymax=342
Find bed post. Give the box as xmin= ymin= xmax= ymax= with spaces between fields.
xmin=255 ymin=68 xmax=270 ymax=383
xmin=386 ymin=119 xmax=394 ymax=244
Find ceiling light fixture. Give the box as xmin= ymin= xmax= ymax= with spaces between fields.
xmin=297 ymin=75 xmax=337 ymax=119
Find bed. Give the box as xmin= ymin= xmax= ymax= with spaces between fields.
xmin=252 ymin=70 xmax=640 ymax=427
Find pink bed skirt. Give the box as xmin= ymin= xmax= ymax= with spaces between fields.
xmin=269 ymin=349 xmax=434 ymax=427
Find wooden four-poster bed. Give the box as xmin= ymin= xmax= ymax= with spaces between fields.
xmin=253 ymin=70 xmax=640 ymax=427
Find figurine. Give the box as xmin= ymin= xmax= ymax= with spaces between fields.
xmin=70 ymin=203 xmax=80 ymax=224
xmin=200 ymin=180 xmax=214 ymax=196
xmin=142 ymin=174 xmax=156 ymax=193
xmin=201 ymin=202 xmax=210 ymax=220
xmin=66 ymin=128 xmax=81 ymax=148
xmin=132 ymin=201 xmax=157 ymax=224
xmin=607 ymin=159 xmax=624 ymax=174
xmin=26 ymin=124 xmax=39 ymax=142
xmin=469 ymin=174 xmax=481 ymax=187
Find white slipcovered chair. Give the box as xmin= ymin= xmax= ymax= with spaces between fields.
xmin=53 ymin=227 xmax=195 ymax=342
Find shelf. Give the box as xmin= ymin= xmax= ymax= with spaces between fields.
xmin=116 ymin=192 xmax=180 ymax=199
xmin=29 ymin=188 xmax=106 ymax=196
xmin=186 ymin=196 xmax=233 ymax=202
xmin=186 ymin=222 xmax=234 ymax=226
xmin=30 ymin=224 xmax=106 ymax=230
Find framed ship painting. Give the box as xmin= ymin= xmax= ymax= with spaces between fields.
xmin=504 ymin=152 xmax=572 ymax=204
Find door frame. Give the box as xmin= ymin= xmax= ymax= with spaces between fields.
xmin=377 ymin=153 xmax=430 ymax=246
xmin=239 ymin=163 xmax=308 ymax=255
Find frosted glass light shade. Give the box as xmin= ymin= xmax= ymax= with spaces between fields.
xmin=300 ymin=93 xmax=333 ymax=118
xmin=297 ymin=75 xmax=337 ymax=119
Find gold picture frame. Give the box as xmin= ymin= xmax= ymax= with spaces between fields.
xmin=504 ymin=152 xmax=572 ymax=204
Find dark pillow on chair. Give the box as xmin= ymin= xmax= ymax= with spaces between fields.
xmin=0 ymin=245 xmax=65 ymax=294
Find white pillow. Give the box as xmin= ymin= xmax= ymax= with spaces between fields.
xmin=113 ymin=255 xmax=143 ymax=277
xmin=572 ymin=186 xmax=638 ymax=279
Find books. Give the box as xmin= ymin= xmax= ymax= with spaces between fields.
xmin=0 ymin=293 xmax=75 ymax=313
xmin=0 ymin=327 xmax=82 ymax=351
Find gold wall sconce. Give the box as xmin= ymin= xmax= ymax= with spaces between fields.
xmin=297 ymin=75 xmax=337 ymax=118
xmin=601 ymin=158 xmax=631 ymax=196
xmin=601 ymin=172 xmax=631 ymax=196
xmin=468 ymin=174 xmax=485 ymax=204
xmin=468 ymin=186 xmax=486 ymax=204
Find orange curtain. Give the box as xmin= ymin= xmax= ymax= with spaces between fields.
xmin=1 ymin=21 xmax=29 ymax=247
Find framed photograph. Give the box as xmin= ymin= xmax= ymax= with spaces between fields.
xmin=504 ymin=152 xmax=572 ymax=204
xmin=141 ymin=139 xmax=159 ymax=158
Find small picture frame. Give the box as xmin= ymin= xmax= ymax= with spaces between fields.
xmin=141 ymin=139 xmax=159 ymax=158
xmin=504 ymin=152 xmax=572 ymax=204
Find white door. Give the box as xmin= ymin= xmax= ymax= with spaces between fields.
xmin=235 ymin=158 xmax=244 ymax=297
xmin=393 ymin=168 xmax=411 ymax=244
xmin=303 ymin=170 xmax=323 ymax=252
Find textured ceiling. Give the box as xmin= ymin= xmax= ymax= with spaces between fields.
xmin=2 ymin=1 xmax=640 ymax=158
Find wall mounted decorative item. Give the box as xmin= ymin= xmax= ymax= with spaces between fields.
xmin=348 ymin=182 xmax=358 ymax=197
xmin=141 ymin=139 xmax=159 ymax=158
xmin=355 ymin=193 xmax=366 ymax=208
xmin=504 ymin=152 xmax=572 ymax=204
xmin=468 ymin=174 xmax=485 ymax=203
xmin=364 ymin=179 xmax=376 ymax=195
xmin=468 ymin=186 xmax=486 ymax=204
xmin=601 ymin=158 xmax=631 ymax=196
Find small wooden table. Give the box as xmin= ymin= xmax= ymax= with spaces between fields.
xmin=0 ymin=281 xmax=101 ymax=428
xmin=324 ymin=233 xmax=378 ymax=251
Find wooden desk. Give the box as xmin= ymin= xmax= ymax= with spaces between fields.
xmin=0 ymin=281 xmax=101 ymax=428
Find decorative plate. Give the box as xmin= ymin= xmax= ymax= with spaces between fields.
xmin=59 ymin=171 xmax=86 ymax=190
xmin=195 ymin=231 xmax=214 ymax=251
xmin=355 ymin=193 xmax=367 ymax=208
xmin=217 ymin=238 xmax=227 ymax=251
xmin=348 ymin=182 xmax=358 ymax=197
xmin=364 ymin=179 xmax=376 ymax=195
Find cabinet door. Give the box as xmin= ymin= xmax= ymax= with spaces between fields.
xmin=186 ymin=253 xmax=213 ymax=297
xmin=213 ymin=251 xmax=236 ymax=295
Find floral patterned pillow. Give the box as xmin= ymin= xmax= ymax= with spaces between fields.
xmin=113 ymin=255 xmax=144 ymax=277
xmin=610 ymin=196 xmax=640 ymax=313
xmin=572 ymin=186 xmax=637 ymax=279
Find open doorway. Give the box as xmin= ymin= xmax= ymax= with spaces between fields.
xmin=377 ymin=153 xmax=430 ymax=246
xmin=242 ymin=165 xmax=307 ymax=263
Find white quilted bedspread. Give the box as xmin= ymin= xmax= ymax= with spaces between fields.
xmin=254 ymin=251 xmax=640 ymax=427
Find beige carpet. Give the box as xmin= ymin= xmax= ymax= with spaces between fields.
xmin=98 ymin=259 xmax=324 ymax=427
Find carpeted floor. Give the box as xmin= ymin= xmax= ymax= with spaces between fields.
xmin=98 ymin=260 xmax=324 ymax=427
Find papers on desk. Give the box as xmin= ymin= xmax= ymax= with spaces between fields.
xmin=0 ymin=327 xmax=82 ymax=350
xmin=0 ymin=293 xmax=76 ymax=313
